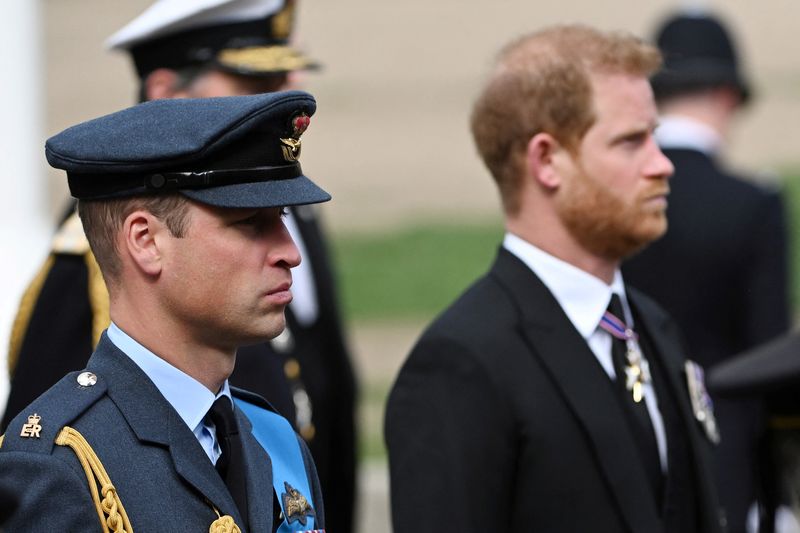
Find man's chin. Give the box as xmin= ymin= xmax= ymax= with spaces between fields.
xmin=619 ymin=223 xmax=668 ymax=259
xmin=234 ymin=323 xmax=287 ymax=348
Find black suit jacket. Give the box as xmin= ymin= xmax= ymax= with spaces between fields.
xmin=3 ymin=204 xmax=356 ymax=533
xmin=385 ymin=248 xmax=723 ymax=533
xmin=623 ymin=148 xmax=790 ymax=532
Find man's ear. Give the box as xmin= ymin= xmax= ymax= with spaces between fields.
xmin=144 ymin=69 xmax=185 ymax=101
xmin=526 ymin=132 xmax=565 ymax=190
xmin=121 ymin=210 xmax=164 ymax=277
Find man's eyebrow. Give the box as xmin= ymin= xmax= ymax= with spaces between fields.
xmin=608 ymin=122 xmax=658 ymax=144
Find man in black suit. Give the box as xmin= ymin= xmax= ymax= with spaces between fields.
xmin=622 ymin=12 xmax=790 ymax=532
xmin=3 ymin=1 xmax=357 ymax=531
xmin=386 ymin=25 xmax=724 ymax=533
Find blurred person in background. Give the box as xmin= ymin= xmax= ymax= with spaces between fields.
xmin=710 ymin=332 xmax=800 ymax=532
xmin=623 ymin=11 xmax=791 ymax=532
xmin=386 ymin=24 xmax=724 ymax=533
xmin=2 ymin=1 xmax=357 ymax=531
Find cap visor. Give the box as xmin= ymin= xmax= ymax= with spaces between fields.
xmin=708 ymin=331 xmax=800 ymax=396
xmin=217 ymin=45 xmax=320 ymax=75
xmin=179 ymin=174 xmax=330 ymax=208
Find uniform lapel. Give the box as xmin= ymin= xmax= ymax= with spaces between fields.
xmin=491 ymin=250 xmax=664 ymax=533
xmin=89 ymin=337 xmax=241 ymax=524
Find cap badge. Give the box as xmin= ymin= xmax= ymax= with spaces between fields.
xmin=272 ymin=0 xmax=295 ymax=40
xmin=685 ymin=360 xmax=721 ymax=444
xmin=20 ymin=413 xmax=42 ymax=438
xmin=280 ymin=113 xmax=310 ymax=162
xmin=281 ymin=481 xmax=316 ymax=525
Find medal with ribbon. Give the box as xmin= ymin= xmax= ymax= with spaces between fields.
xmin=599 ymin=310 xmax=651 ymax=403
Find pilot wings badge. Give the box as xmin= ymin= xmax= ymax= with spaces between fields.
xmin=280 ymin=113 xmax=310 ymax=162
xmin=281 ymin=481 xmax=316 ymax=526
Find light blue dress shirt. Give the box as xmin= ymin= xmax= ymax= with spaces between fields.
xmin=107 ymin=322 xmax=231 ymax=464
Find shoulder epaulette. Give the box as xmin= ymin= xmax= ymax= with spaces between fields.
xmin=1 ymin=369 xmax=107 ymax=455
xmin=51 ymin=211 xmax=90 ymax=255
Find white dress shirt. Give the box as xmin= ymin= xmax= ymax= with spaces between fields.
xmin=655 ymin=114 xmax=722 ymax=155
xmin=503 ymin=233 xmax=668 ymax=469
xmin=107 ymin=322 xmax=231 ymax=464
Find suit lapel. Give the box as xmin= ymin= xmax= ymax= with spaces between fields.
xmin=491 ymin=250 xmax=664 ymax=533
xmin=628 ymin=291 xmax=722 ymax=532
xmin=88 ymin=338 xmax=241 ymax=524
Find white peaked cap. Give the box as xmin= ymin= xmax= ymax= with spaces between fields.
xmin=106 ymin=0 xmax=284 ymax=50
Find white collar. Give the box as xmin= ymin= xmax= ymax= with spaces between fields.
xmin=107 ymin=322 xmax=231 ymax=433
xmin=655 ymin=115 xmax=722 ymax=155
xmin=503 ymin=233 xmax=628 ymax=338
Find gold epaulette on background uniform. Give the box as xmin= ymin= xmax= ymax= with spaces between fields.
xmin=53 ymin=211 xmax=110 ymax=347
xmin=7 ymin=255 xmax=56 ymax=376
xmin=85 ymin=252 xmax=110 ymax=348
xmin=7 ymin=212 xmax=111 ymax=376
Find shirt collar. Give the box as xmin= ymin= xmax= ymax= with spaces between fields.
xmin=107 ymin=322 xmax=231 ymax=433
xmin=503 ymin=232 xmax=627 ymax=338
xmin=655 ymin=115 xmax=722 ymax=155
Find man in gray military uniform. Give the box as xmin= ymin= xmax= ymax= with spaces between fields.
xmin=4 ymin=2 xmax=357 ymax=529
xmin=0 ymin=91 xmax=327 ymax=532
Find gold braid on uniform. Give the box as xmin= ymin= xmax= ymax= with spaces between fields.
xmin=55 ymin=426 xmax=133 ymax=533
xmin=0 ymin=434 xmax=4 ymax=449
xmin=84 ymin=251 xmax=110 ymax=348
xmin=209 ymin=506 xmax=242 ymax=533
xmin=7 ymin=255 xmax=56 ymax=376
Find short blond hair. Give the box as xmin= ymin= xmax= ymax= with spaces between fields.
xmin=78 ymin=195 xmax=191 ymax=283
xmin=470 ymin=25 xmax=662 ymax=215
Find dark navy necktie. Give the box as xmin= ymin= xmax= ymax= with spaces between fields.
xmin=208 ymin=396 xmax=249 ymax=528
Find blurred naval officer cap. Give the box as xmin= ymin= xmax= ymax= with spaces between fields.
xmin=650 ymin=9 xmax=752 ymax=104
xmin=106 ymin=0 xmax=318 ymax=79
xmin=46 ymin=91 xmax=330 ymax=209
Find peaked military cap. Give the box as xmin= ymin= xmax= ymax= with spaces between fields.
xmin=709 ymin=332 xmax=800 ymax=396
xmin=45 ymin=90 xmax=330 ymax=209
xmin=650 ymin=10 xmax=751 ymax=103
xmin=107 ymin=0 xmax=318 ymax=79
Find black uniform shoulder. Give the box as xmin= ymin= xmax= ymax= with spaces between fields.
xmin=669 ymin=148 xmax=782 ymax=206
xmin=231 ymin=386 xmax=280 ymax=415
xmin=1 ymin=370 xmax=107 ymax=455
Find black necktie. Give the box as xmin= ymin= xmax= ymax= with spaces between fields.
xmin=208 ymin=396 xmax=249 ymax=528
xmin=606 ymin=294 xmax=664 ymax=503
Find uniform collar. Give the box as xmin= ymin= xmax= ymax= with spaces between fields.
xmin=107 ymin=322 xmax=231 ymax=434
xmin=503 ymin=233 xmax=628 ymax=338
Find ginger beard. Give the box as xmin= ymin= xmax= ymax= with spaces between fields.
xmin=555 ymin=158 xmax=670 ymax=261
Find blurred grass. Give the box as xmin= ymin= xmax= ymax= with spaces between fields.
xmin=331 ymin=220 xmax=504 ymax=323
xmin=784 ymin=171 xmax=800 ymax=312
